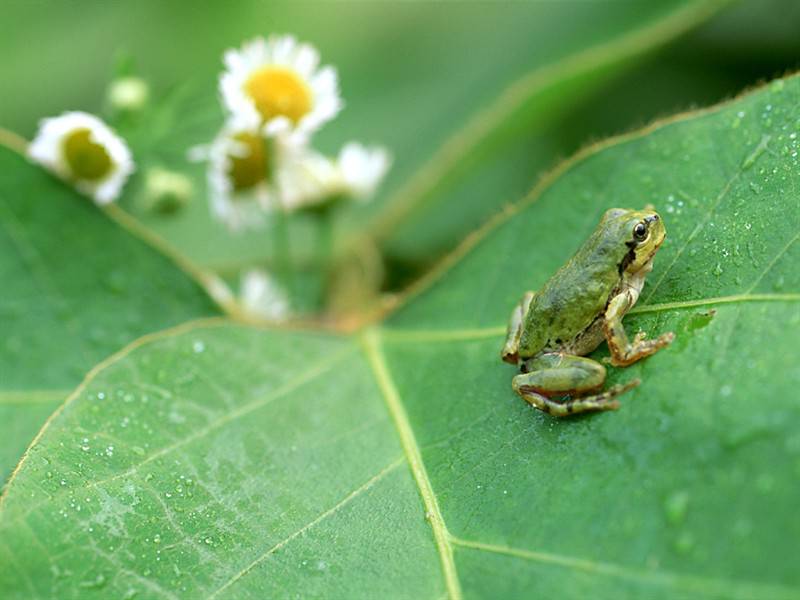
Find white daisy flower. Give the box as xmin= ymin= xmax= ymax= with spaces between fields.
xmin=220 ymin=35 xmax=343 ymax=142
xmin=239 ymin=269 xmax=290 ymax=321
xmin=203 ymin=119 xmax=278 ymax=231
xmin=28 ymin=111 xmax=134 ymax=204
xmin=338 ymin=143 xmax=392 ymax=200
xmin=279 ymin=142 xmax=391 ymax=211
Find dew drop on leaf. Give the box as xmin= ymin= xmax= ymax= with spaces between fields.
xmin=663 ymin=490 xmax=690 ymax=525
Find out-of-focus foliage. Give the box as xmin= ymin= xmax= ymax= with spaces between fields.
xmin=1 ymin=1 xmax=798 ymax=295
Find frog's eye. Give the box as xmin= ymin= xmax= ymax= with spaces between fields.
xmin=633 ymin=222 xmax=648 ymax=241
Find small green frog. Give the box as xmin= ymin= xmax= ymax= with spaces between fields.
xmin=501 ymin=207 xmax=675 ymax=416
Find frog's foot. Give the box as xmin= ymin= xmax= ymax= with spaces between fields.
xmin=513 ymin=388 xmax=619 ymax=417
xmin=607 ymin=331 xmax=675 ymax=367
xmin=512 ymin=354 xmax=639 ymax=417
xmin=515 ymin=378 xmax=640 ymax=417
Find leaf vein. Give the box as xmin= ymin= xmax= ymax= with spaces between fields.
xmin=643 ymin=169 xmax=740 ymax=303
xmin=360 ymin=328 xmax=463 ymax=600
xmin=450 ymin=537 xmax=799 ymax=600
xmin=206 ymin=457 xmax=404 ymax=599
xmin=0 ymin=346 xmax=353 ymax=529
xmin=382 ymin=293 xmax=800 ymax=343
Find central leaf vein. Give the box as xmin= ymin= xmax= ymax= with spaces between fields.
xmin=360 ymin=328 xmax=463 ymax=600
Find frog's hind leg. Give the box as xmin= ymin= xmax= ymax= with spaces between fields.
xmin=512 ymin=353 xmax=639 ymax=417
xmin=501 ymin=291 xmax=535 ymax=364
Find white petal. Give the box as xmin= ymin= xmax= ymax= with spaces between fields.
xmin=218 ymin=35 xmax=342 ymax=138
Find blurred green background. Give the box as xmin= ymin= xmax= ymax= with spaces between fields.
xmin=1 ymin=0 xmax=798 ymax=303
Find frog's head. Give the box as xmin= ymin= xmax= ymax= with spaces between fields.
xmin=603 ymin=207 xmax=666 ymax=274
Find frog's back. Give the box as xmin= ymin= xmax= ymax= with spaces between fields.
xmin=518 ymin=223 xmax=627 ymax=358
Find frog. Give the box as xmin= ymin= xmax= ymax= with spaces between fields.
xmin=500 ymin=207 xmax=675 ymax=417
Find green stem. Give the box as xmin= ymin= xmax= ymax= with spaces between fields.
xmin=316 ymin=204 xmax=335 ymax=270
xmin=265 ymin=136 xmax=294 ymax=307
xmin=272 ymin=206 xmax=293 ymax=302
xmin=310 ymin=202 xmax=336 ymax=310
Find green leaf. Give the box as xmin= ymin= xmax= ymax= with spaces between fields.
xmin=0 ymin=144 xmax=221 ymax=483
xmin=2 ymin=75 xmax=798 ymax=598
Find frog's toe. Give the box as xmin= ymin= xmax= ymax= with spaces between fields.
xmin=608 ymin=378 xmax=640 ymax=396
xmin=660 ymin=331 xmax=676 ymax=345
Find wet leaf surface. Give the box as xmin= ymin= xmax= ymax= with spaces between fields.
xmin=0 ymin=147 xmax=219 ymax=483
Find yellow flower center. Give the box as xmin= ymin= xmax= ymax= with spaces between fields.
xmin=227 ymin=133 xmax=268 ymax=192
xmin=62 ymin=128 xmax=112 ymax=181
xmin=244 ymin=67 xmax=312 ymax=124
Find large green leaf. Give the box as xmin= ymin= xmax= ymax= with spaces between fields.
xmin=0 ymin=144 xmax=221 ymax=484
xmin=2 ymin=74 xmax=798 ymax=598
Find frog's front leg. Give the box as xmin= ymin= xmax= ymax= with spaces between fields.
xmin=501 ymin=291 xmax=535 ymax=364
xmin=512 ymin=353 xmax=639 ymax=417
xmin=603 ymin=289 xmax=675 ymax=367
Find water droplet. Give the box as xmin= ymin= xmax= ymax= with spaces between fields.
xmin=79 ymin=573 xmax=107 ymax=589
xmin=720 ymin=385 xmax=732 ymax=397
xmin=193 ymin=340 xmax=205 ymax=353
xmin=674 ymin=531 xmax=695 ymax=554
xmin=733 ymin=518 xmax=752 ymax=538
xmin=756 ymin=473 xmax=774 ymax=493
xmin=664 ymin=490 xmax=690 ymax=525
